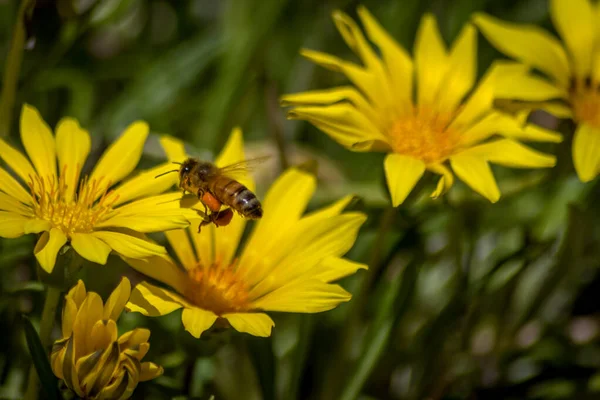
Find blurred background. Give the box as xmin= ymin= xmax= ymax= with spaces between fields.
xmin=1 ymin=0 xmax=600 ymax=399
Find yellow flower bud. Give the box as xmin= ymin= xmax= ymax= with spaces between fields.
xmin=51 ymin=278 xmax=163 ymax=399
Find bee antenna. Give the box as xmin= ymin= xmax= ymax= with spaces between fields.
xmin=172 ymin=161 xmax=183 ymax=165
xmin=155 ymin=169 xmax=179 ymax=178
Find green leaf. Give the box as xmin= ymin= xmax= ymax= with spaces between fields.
xmin=22 ymin=315 xmax=61 ymax=400
xmin=6 ymin=281 xmax=45 ymax=294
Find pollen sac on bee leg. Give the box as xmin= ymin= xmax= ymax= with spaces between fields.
xmin=197 ymin=209 xmax=234 ymax=233
xmin=201 ymin=192 xmax=222 ymax=213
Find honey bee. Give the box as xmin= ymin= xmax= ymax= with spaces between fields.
xmin=158 ymin=157 xmax=267 ymax=230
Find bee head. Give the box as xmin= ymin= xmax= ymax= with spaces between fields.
xmin=179 ymin=158 xmax=197 ymax=180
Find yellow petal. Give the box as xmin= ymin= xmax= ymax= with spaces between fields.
xmin=286 ymin=104 xmax=388 ymax=151
xmin=122 ymin=255 xmax=188 ymax=295
xmin=415 ymin=14 xmax=448 ymax=107
xmin=0 ymin=192 xmax=31 ymax=215
xmin=332 ymin=10 xmax=394 ymax=110
xmin=89 ymin=121 xmax=149 ymax=198
xmin=449 ymin=61 xmax=500 ymax=131
xmin=251 ymin=280 xmax=351 ymax=313
xmin=246 ymin=212 xmax=367 ymax=296
xmin=300 ymin=48 xmax=385 ymax=108
xmin=0 ymin=167 xmax=32 ymax=204
xmin=240 ymin=169 xmax=315 ymax=269
xmin=0 ymin=139 xmax=36 ymax=184
xmin=494 ymin=71 xmax=567 ymax=101
xmin=91 ymin=231 xmax=167 ymax=260
xmin=384 ymin=153 xmax=425 ymax=207
xmin=159 ymin=134 xmax=187 ymax=162
xmin=222 ymin=313 xmax=274 ymax=337
xmin=308 ymin=120 xmax=390 ymax=152
xmin=103 ymin=277 xmax=131 ymax=321
xmin=0 ymin=211 xmax=29 ymax=238
xmin=281 ymin=87 xmax=379 ymax=124
xmin=464 ymin=139 xmax=556 ymax=168
xmin=164 ymin=229 xmax=197 ymax=270
xmin=108 ymin=163 xmax=179 ymax=206
xmin=312 ymin=256 xmax=368 ymax=283
xmin=72 ymin=291 xmax=103 ymax=357
xmin=357 ymin=5 xmax=413 ymax=115
xmin=61 ymin=296 xmax=78 ymax=338
xmin=24 ymin=219 xmax=51 ymax=234
xmin=460 ymin=111 xmax=562 ymax=147
xmin=428 ymin=163 xmax=454 ymax=199
xmin=34 ymin=228 xmax=67 ymax=273
xmin=181 ymin=307 xmax=218 ymax=338
xmin=126 ymin=281 xmax=186 ymax=317
xmin=67 ymin=279 xmax=87 ymax=308
xmin=572 ymin=123 xmax=600 ymax=182
xmin=71 ymin=233 xmax=112 ymax=265
xmin=450 ymin=153 xmax=500 ymax=203
xmin=438 ymin=24 xmax=477 ymax=113
xmin=550 ymin=0 xmax=594 ymax=78
xmin=55 ymin=118 xmax=91 ymax=201
xmin=20 ymin=105 xmax=56 ymax=179
xmin=472 ymin=13 xmax=570 ymax=87
xmin=140 ymin=362 xmax=164 ymax=381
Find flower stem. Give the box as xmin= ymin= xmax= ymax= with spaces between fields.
xmin=24 ymin=286 xmax=61 ymax=400
xmin=0 ymin=0 xmax=35 ymax=137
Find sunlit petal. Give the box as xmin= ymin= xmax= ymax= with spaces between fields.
xmin=384 ymin=153 xmax=425 ymax=207
xmin=251 ymin=280 xmax=351 ymax=313
xmin=89 ymin=121 xmax=149 ymax=197
xmin=91 ymin=231 xmax=167 ymax=259
xmin=472 ymin=12 xmax=570 ymax=86
xmin=428 ymin=163 xmax=454 ymax=199
xmin=572 ymin=123 xmax=600 ymax=182
xmin=464 ymin=139 xmax=556 ymax=168
xmin=415 ymin=14 xmax=448 ymax=107
xmin=34 ymin=228 xmax=67 ymax=273
xmin=0 ymin=167 xmax=32 ymax=204
xmin=20 ymin=104 xmax=56 ymax=178
xmin=0 ymin=211 xmax=29 ymax=238
xmin=122 ymin=255 xmax=188 ymax=295
xmin=0 ymin=139 xmax=36 ymax=184
xmin=222 ymin=313 xmax=274 ymax=337
xmin=127 ymin=281 xmax=186 ymax=317
xmin=55 ymin=118 xmax=91 ymax=201
xmin=181 ymin=307 xmax=218 ymax=338
xmin=159 ymin=135 xmax=187 ymax=162
xmin=103 ymin=277 xmax=131 ymax=321
xmin=71 ymin=233 xmax=112 ymax=265
xmin=450 ymin=153 xmax=500 ymax=203
xmin=109 ymin=163 xmax=179 ymax=206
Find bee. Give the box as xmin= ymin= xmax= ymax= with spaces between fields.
xmin=158 ymin=157 xmax=267 ymax=230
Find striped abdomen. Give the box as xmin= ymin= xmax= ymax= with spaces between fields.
xmin=210 ymin=176 xmax=263 ymax=219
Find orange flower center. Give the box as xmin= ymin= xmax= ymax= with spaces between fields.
xmin=28 ymin=169 xmax=117 ymax=236
xmin=184 ymin=260 xmax=251 ymax=315
xmin=388 ymin=107 xmax=461 ymax=164
xmin=570 ymin=79 xmax=600 ymax=128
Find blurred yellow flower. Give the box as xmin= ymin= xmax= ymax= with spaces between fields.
xmin=0 ymin=104 xmax=196 ymax=273
xmin=124 ymin=129 xmax=367 ymax=338
xmin=282 ymin=7 xmax=560 ymax=206
xmin=51 ymin=278 xmax=163 ymax=399
xmin=473 ymin=0 xmax=600 ymax=182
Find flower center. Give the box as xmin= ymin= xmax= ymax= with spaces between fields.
xmin=388 ymin=107 xmax=460 ymax=164
xmin=184 ymin=260 xmax=250 ymax=315
xmin=570 ymin=79 xmax=600 ymax=128
xmin=28 ymin=170 xmax=116 ymax=237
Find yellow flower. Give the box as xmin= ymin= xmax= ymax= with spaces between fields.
xmin=473 ymin=0 xmax=600 ymax=182
xmin=124 ymin=129 xmax=367 ymax=338
xmin=281 ymin=7 xmax=560 ymax=206
xmin=0 ymin=104 xmax=196 ymax=272
xmin=51 ymin=278 xmax=163 ymax=399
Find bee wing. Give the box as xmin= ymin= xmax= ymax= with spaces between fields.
xmin=218 ymin=156 xmax=271 ymax=178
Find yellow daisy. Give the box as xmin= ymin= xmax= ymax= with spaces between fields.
xmin=281 ymin=7 xmax=560 ymax=206
xmin=51 ymin=278 xmax=163 ymax=399
xmin=473 ymin=0 xmax=600 ymax=182
xmin=0 ymin=104 xmax=196 ymax=273
xmin=124 ymin=129 xmax=367 ymax=338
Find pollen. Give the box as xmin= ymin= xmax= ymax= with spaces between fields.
xmin=570 ymin=79 xmax=600 ymax=128
xmin=388 ymin=107 xmax=461 ymax=164
xmin=28 ymin=167 xmax=117 ymax=237
xmin=184 ymin=259 xmax=250 ymax=315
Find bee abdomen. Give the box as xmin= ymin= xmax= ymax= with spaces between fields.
xmin=233 ymin=187 xmax=263 ymax=219
xmin=215 ymin=179 xmax=263 ymax=219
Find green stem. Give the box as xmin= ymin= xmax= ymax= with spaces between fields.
xmin=0 ymin=0 xmax=35 ymax=137
xmin=24 ymin=286 xmax=61 ymax=400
